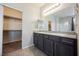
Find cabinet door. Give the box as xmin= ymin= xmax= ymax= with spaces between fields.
xmin=44 ymin=37 xmax=53 ymax=55
xmin=60 ymin=44 xmax=74 ymax=56
xmin=44 ymin=35 xmax=53 ymax=56
xmin=33 ymin=33 xmax=38 ymax=47
xmin=61 ymin=37 xmax=77 ymax=56
xmin=54 ymin=42 xmax=61 ymax=56
xmin=54 ymin=41 xmax=75 ymax=56
xmin=37 ymin=34 xmax=44 ymax=51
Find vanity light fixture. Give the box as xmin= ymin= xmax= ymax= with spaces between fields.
xmin=43 ymin=3 xmax=61 ymax=16
xmin=43 ymin=3 xmax=60 ymax=13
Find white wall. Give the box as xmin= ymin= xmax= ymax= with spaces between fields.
xmin=0 ymin=5 xmax=3 ymax=56
xmin=3 ymin=3 xmax=40 ymax=49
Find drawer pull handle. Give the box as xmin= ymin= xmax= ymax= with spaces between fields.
xmin=62 ymin=40 xmax=73 ymax=44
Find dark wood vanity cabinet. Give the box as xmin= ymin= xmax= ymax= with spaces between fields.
xmin=54 ymin=41 xmax=75 ymax=56
xmin=37 ymin=34 xmax=44 ymax=51
xmin=33 ymin=33 xmax=77 ymax=56
xmin=60 ymin=43 xmax=75 ymax=56
xmin=43 ymin=35 xmax=53 ymax=55
xmin=33 ymin=33 xmax=44 ymax=51
xmin=54 ymin=41 xmax=61 ymax=56
xmin=60 ymin=37 xmax=77 ymax=56
xmin=33 ymin=33 xmax=38 ymax=47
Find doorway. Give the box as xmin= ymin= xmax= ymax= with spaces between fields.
xmin=2 ymin=6 xmax=22 ymax=55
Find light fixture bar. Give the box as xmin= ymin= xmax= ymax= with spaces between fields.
xmin=43 ymin=3 xmax=60 ymax=13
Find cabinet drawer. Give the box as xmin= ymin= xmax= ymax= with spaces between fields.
xmin=49 ymin=35 xmax=61 ymax=42
xmin=61 ymin=37 xmax=76 ymax=45
xmin=39 ymin=34 xmax=43 ymax=36
xmin=34 ymin=33 xmax=39 ymax=36
xmin=43 ymin=34 xmax=49 ymax=39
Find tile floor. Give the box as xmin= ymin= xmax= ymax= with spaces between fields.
xmin=3 ymin=46 xmax=46 ymax=56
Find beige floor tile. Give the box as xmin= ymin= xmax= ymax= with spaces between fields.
xmin=3 ymin=46 xmax=46 ymax=56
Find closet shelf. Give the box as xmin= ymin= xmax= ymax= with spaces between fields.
xmin=3 ymin=39 xmax=22 ymax=45
xmin=3 ymin=5 xmax=22 ymax=20
xmin=4 ymin=15 xmax=22 ymax=20
xmin=3 ymin=30 xmax=22 ymax=31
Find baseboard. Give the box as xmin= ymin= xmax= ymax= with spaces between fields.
xmin=22 ymin=44 xmax=34 ymax=49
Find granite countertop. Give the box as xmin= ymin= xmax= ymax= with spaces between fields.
xmin=34 ymin=31 xmax=77 ymax=39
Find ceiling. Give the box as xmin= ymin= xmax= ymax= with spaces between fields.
xmin=30 ymin=3 xmax=45 ymax=8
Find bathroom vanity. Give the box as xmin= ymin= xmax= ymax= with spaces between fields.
xmin=33 ymin=31 xmax=77 ymax=56
xmin=33 ymin=4 xmax=77 ymax=56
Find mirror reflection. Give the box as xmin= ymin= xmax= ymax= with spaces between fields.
xmin=33 ymin=4 xmax=76 ymax=33
xmin=43 ymin=4 xmax=76 ymax=32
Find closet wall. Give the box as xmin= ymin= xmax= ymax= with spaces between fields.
xmin=3 ymin=6 xmax=22 ymax=44
xmin=0 ymin=5 xmax=3 ymax=56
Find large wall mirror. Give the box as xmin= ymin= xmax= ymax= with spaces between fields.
xmin=41 ymin=3 xmax=76 ymax=33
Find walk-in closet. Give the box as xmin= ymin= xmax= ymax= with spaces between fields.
xmin=3 ymin=6 xmax=22 ymax=55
